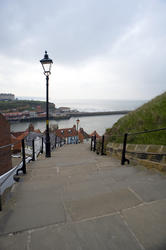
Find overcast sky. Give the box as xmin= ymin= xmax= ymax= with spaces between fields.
xmin=0 ymin=0 xmax=166 ymax=101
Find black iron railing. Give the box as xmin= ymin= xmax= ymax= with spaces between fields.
xmin=90 ymin=127 xmax=166 ymax=165
xmin=91 ymin=135 xmax=105 ymax=155
xmin=0 ymin=134 xmax=64 ymax=211
xmin=121 ymin=127 xmax=166 ymax=165
xmin=91 ymin=135 xmax=96 ymax=152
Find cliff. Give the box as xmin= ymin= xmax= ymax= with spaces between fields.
xmin=105 ymin=92 xmax=166 ymax=145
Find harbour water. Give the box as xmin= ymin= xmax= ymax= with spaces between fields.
xmin=54 ymin=99 xmax=146 ymax=112
xmin=10 ymin=99 xmax=146 ymax=135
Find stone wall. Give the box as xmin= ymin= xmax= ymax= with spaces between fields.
xmin=0 ymin=114 xmax=12 ymax=175
xmin=106 ymin=143 xmax=166 ymax=171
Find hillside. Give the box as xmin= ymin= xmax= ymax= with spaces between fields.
xmin=0 ymin=100 xmax=55 ymax=113
xmin=105 ymin=92 xmax=166 ymax=145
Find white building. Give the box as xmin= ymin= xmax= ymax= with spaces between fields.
xmin=0 ymin=93 xmax=15 ymax=101
xmin=58 ymin=107 xmax=71 ymax=113
xmin=29 ymin=111 xmax=37 ymax=117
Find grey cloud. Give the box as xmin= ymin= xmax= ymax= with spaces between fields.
xmin=1 ymin=0 xmax=166 ymax=100
xmin=0 ymin=0 xmax=144 ymax=63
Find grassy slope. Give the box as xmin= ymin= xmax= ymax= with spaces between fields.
xmin=105 ymin=92 xmax=166 ymax=145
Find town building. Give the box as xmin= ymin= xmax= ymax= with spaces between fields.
xmin=0 ymin=114 xmax=12 ymax=175
xmin=89 ymin=130 xmax=101 ymax=139
xmin=3 ymin=112 xmax=24 ymax=121
xmin=11 ymin=131 xmax=29 ymax=153
xmin=0 ymin=93 xmax=15 ymax=101
xmin=11 ymin=124 xmax=42 ymax=152
xmin=78 ymin=128 xmax=90 ymax=143
xmin=36 ymin=105 xmax=42 ymax=113
xmin=55 ymin=125 xmax=78 ymax=144
xmin=58 ymin=107 xmax=71 ymax=113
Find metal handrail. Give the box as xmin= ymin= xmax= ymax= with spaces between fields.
xmin=0 ymin=137 xmax=44 ymax=211
xmin=90 ymin=135 xmax=97 ymax=152
xmin=0 ymin=165 xmax=20 ymax=187
xmin=0 ymin=134 xmax=67 ymax=211
xmin=0 ymin=143 xmax=13 ymax=149
xmin=121 ymin=127 xmax=166 ymax=165
xmin=0 ymin=141 xmax=21 ymax=150
xmin=90 ymin=135 xmax=106 ymax=155
xmin=128 ymin=127 xmax=166 ymax=136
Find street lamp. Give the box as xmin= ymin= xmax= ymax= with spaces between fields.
xmin=40 ymin=51 xmax=53 ymax=157
xmin=76 ymin=118 xmax=80 ymax=144
xmin=76 ymin=118 xmax=80 ymax=131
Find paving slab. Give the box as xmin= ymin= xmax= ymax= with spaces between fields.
xmin=28 ymin=167 xmax=59 ymax=177
xmin=12 ymin=188 xmax=62 ymax=207
xmin=65 ymin=188 xmax=141 ymax=221
xmin=131 ymin=179 xmax=166 ymax=202
xmin=122 ymin=199 xmax=166 ymax=250
xmin=0 ymin=232 xmax=28 ymax=250
xmin=105 ymin=165 xmax=166 ymax=202
xmin=0 ymin=143 xmax=166 ymax=249
xmin=58 ymin=162 xmax=97 ymax=177
xmin=62 ymin=177 xmax=112 ymax=201
xmin=15 ymin=176 xmax=67 ymax=192
xmin=0 ymin=198 xmax=66 ymax=234
xmin=30 ymin=214 xmax=142 ymax=250
xmin=108 ymin=165 xmax=149 ymax=182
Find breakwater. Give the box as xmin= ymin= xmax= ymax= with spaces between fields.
xmin=70 ymin=110 xmax=129 ymax=117
xmin=9 ymin=110 xmax=129 ymax=123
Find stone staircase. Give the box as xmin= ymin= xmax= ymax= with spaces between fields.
xmin=0 ymin=143 xmax=166 ymax=249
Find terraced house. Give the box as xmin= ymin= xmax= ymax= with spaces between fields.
xmin=56 ymin=125 xmax=78 ymax=144
xmin=0 ymin=114 xmax=12 ymax=175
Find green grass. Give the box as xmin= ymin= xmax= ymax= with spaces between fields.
xmin=105 ymin=92 xmax=166 ymax=145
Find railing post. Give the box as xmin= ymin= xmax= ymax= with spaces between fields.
xmin=90 ymin=136 xmax=93 ymax=151
xmin=32 ymin=139 xmax=35 ymax=161
xmin=22 ymin=139 xmax=26 ymax=174
xmin=0 ymin=193 xmax=2 ymax=211
xmin=101 ymin=135 xmax=105 ymax=155
xmin=41 ymin=137 xmax=43 ymax=154
xmin=55 ymin=136 xmax=57 ymax=149
xmin=93 ymin=135 xmax=96 ymax=152
xmin=121 ymin=133 xmax=130 ymax=165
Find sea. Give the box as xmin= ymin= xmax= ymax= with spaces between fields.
xmin=10 ymin=99 xmax=146 ymax=136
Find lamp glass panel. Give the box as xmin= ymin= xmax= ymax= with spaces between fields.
xmin=43 ymin=63 xmax=51 ymax=73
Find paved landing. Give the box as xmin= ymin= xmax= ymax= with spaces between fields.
xmin=0 ymin=143 xmax=166 ymax=250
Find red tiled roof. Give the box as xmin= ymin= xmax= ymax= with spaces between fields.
xmin=78 ymin=128 xmax=90 ymax=142
xmin=11 ymin=134 xmax=22 ymax=151
xmin=89 ymin=130 xmax=101 ymax=139
xmin=16 ymin=131 xmax=29 ymax=140
xmin=11 ymin=131 xmax=29 ymax=151
xmin=11 ymin=132 xmax=24 ymax=137
xmin=56 ymin=125 xmax=77 ymax=138
xmin=3 ymin=112 xmax=23 ymax=117
xmin=38 ymin=113 xmax=46 ymax=117
xmin=34 ymin=129 xmax=42 ymax=133
xmin=78 ymin=131 xmax=84 ymax=142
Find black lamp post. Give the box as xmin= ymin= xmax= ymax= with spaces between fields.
xmin=40 ymin=51 xmax=53 ymax=157
xmin=76 ymin=118 xmax=80 ymax=131
xmin=76 ymin=118 xmax=80 ymax=143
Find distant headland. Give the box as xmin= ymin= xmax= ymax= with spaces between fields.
xmin=0 ymin=98 xmax=130 ymax=123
